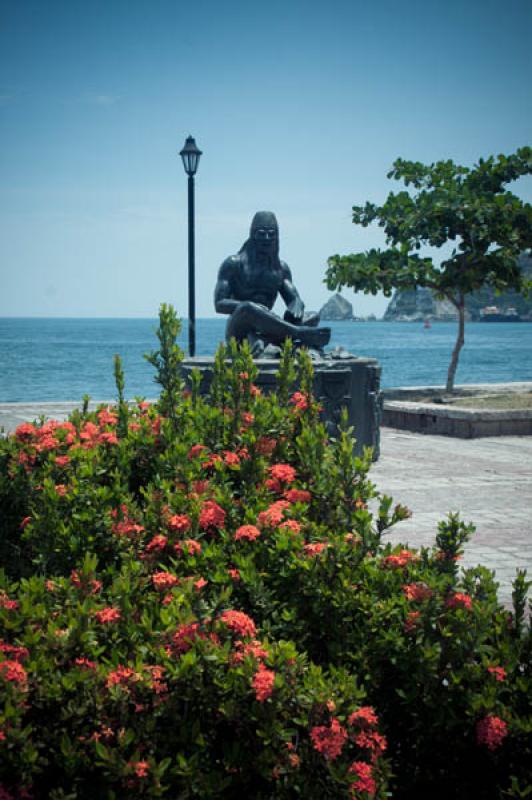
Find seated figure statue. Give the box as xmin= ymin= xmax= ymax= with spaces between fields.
xmin=214 ymin=211 xmax=331 ymax=356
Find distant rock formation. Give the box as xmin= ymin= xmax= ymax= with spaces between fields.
xmin=320 ymin=293 xmax=354 ymax=321
xmin=383 ymin=252 xmax=532 ymax=321
xmin=383 ymin=288 xmax=460 ymax=322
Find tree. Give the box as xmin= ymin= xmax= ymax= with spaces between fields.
xmin=326 ymin=147 xmax=532 ymax=392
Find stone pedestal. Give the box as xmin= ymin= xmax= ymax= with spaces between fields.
xmin=181 ymin=356 xmax=382 ymax=460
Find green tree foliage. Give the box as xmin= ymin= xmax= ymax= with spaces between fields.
xmin=326 ymin=148 xmax=532 ymax=391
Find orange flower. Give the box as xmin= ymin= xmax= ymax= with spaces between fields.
xmin=167 ymin=514 xmax=191 ymax=533
xmin=94 ymin=607 xmax=121 ymax=624
xmin=310 ymin=718 xmax=347 ymax=761
xmin=402 ymin=583 xmax=433 ymax=602
xmin=270 ymin=464 xmax=296 ymax=484
xmin=446 ymin=592 xmax=473 ymax=610
xmin=252 ymin=664 xmax=275 ymax=702
xmin=235 ymin=524 xmax=261 ymax=542
xmin=219 ymin=610 xmax=257 ymax=638
xmin=152 ymin=572 xmax=179 ymax=591
xmin=487 ymin=665 xmax=507 ymax=682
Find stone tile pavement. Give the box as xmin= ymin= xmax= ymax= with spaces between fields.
xmin=1 ymin=403 xmax=530 ymax=608
xmin=372 ymin=428 xmax=532 ymax=607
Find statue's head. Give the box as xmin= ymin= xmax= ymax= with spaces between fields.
xmin=249 ymin=211 xmax=279 ymax=257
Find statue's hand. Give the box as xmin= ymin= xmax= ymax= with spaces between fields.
xmin=284 ymin=298 xmax=304 ymax=324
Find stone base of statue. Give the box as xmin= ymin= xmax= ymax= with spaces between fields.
xmin=181 ymin=351 xmax=382 ymax=460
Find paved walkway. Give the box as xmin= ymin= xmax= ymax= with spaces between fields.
xmin=1 ymin=403 xmax=530 ymax=608
xmin=372 ymin=428 xmax=532 ymax=608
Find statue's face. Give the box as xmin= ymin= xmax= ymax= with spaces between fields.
xmin=253 ymin=226 xmax=277 ymax=254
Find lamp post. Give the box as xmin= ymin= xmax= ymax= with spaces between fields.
xmin=179 ymin=135 xmax=202 ymax=357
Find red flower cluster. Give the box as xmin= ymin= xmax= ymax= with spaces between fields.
xmin=279 ymin=519 xmax=302 ymax=535
xmin=290 ymin=391 xmax=309 ymax=411
xmin=240 ymin=411 xmax=254 ymax=428
xmin=403 ymin=583 xmax=433 ymax=602
xmin=0 ymin=659 xmax=28 ymax=686
xmin=199 ymin=500 xmax=226 ymax=531
xmin=234 ymin=524 xmax=261 ymax=542
xmin=97 ymin=408 xmax=118 ymax=427
xmin=94 ymin=607 xmax=121 ymax=624
xmin=15 ymin=422 xmax=38 ymax=440
xmin=252 ymin=664 xmax=275 ymax=702
xmin=348 ymin=705 xmax=386 ymax=763
xmin=174 ymin=538 xmax=202 ymax=556
xmin=222 ymin=450 xmax=240 ymax=468
xmin=106 ymin=665 xmax=137 ymax=689
xmin=192 ymin=479 xmax=210 ymax=496
xmin=70 ymin=570 xmax=101 ymax=595
xmin=476 ymin=714 xmax=508 ymax=750
xmin=0 ymin=643 xmax=29 ymax=662
xmin=145 ymin=664 xmax=167 ymax=695
xmin=80 ymin=420 xmax=117 ymax=449
xmin=381 ymin=549 xmax=419 ymax=569
xmin=219 ymin=610 xmax=257 ymax=638
xmin=353 ymin=729 xmax=387 ymax=758
xmin=348 ymin=706 xmax=379 ymax=728
xmin=233 ymin=638 xmax=269 ymax=663
xmin=487 ymin=665 xmax=507 ymax=682
xmin=152 ymin=571 xmax=179 ymax=591
xmin=0 ymin=592 xmax=19 ymax=611
xmin=256 ymin=436 xmax=277 ymax=456
xmin=304 ymin=542 xmax=328 ymax=557
xmin=74 ymin=657 xmax=97 ymax=670
xmin=172 ymin=622 xmax=203 ymax=654
xmin=265 ymin=477 xmax=283 ymax=493
xmin=404 ymin=610 xmax=422 ymax=633
xmin=258 ymin=500 xmax=290 ymax=528
xmin=284 ymin=488 xmax=311 ymax=504
xmin=310 ymin=718 xmax=348 ymax=761
xmin=145 ymin=534 xmax=168 ymax=553
xmin=270 ymin=464 xmax=296 ymax=484
xmin=167 ymin=514 xmax=192 ymax=534
xmin=204 ymin=453 xmax=222 ymax=469
xmin=110 ymin=505 xmax=145 ymax=538
xmin=187 ymin=444 xmax=208 ymax=460
xmin=348 ymin=761 xmax=376 ymax=797
xmin=129 ymin=760 xmax=150 ymax=778
xmin=446 ymin=592 xmax=473 ymax=610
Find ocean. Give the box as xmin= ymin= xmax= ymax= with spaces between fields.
xmin=0 ymin=317 xmax=531 ymax=402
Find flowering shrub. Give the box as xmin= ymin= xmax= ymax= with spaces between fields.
xmin=0 ymin=305 xmax=530 ymax=798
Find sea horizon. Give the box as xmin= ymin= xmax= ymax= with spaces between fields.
xmin=1 ymin=317 xmax=531 ymax=402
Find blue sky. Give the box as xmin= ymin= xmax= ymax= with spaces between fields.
xmin=1 ymin=0 xmax=531 ymax=318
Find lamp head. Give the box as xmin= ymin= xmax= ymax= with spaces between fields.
xmin=180 ymin=135 xmax=202 ymax=176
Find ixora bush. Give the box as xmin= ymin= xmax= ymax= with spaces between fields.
xmin=0 ymin=305 xmax=530 ymax=799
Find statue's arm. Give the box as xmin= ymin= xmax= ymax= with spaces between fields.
xmin=279 ymin=262 xmax=305 ymax=323
xmin=214 ymin=259 xmax=240 ymax=315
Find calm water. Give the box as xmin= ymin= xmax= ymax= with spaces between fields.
xmin=0 ymin=318 xmax=531 ymax=402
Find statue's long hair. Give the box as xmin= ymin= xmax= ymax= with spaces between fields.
xmin=238 ymin=211 xmax=281 ymax=269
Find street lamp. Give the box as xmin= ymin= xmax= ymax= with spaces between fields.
xmin=179 ymin=135 xmax=202 ymax=357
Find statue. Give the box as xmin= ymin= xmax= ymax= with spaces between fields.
xmin=214 ymin=211 xmax=331 ymax=356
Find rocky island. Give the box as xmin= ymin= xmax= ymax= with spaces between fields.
xmin=319 ymin=293 xmax=354 ymax=320
xmin=383 ymin=252 xmax=532 ymax=322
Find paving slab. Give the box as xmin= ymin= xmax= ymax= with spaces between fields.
xmin=371 ymin=428 xmax=532 ymax=607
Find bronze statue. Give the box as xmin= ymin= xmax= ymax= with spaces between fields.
xmin=214 ymin=211 xmax=331 ymax=355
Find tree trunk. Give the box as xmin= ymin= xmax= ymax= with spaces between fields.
xmin=446 ymin=294 xmax=465 ymax=393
